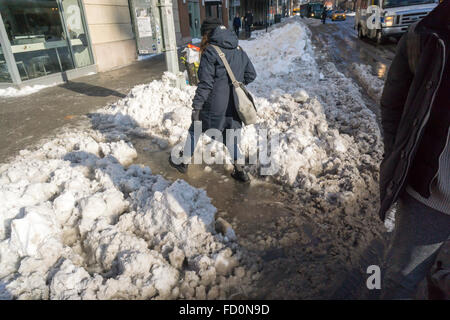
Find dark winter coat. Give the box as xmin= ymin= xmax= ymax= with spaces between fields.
xmin=233 ymin=17 xmax=241 ymax=28
xmin=379 ymin=1 xmax=450 ymax=220
xmin=191 ymin=26 xmax=257 ymax=132
xmin=244 ymin=13 xmax=253 ymax=27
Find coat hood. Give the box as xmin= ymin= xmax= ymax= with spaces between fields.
xmin=209 ymin=26 xmax=239 ymax=49
xmin=416 ymin=1 xmax=450 ymax=37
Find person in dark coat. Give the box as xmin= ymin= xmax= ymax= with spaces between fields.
xmin=244 ymin=10 xmax=253 ymax=38
xmin=169 ymin=17 xmax=257 ymax=182
xmin=378 ymin=1 xmax=450 ymax=299
xmin=233 ymin=13 xmax=241 ymax=38
xmin=321 ymin=7 xmax=327 ymax=24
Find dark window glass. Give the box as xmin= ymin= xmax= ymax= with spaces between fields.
xmin=0 ymin=0 xmax=75 ymax=80
xmin=0 ymin=42 xmax=12 ymax=82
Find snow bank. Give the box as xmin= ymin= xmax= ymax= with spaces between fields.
xmin=0 ymin=84 xmax=54 ymax=98
xmin=96 ymin=21 xmax=382 ymax=217
xmin=350 ymin=63 xmax=385 ymax=102
xmin=0 ymin=130 xmax=252 ymax=299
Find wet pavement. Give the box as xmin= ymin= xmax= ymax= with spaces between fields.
xmin=307 ymin=16 xmax=397 ymax=81
xmin=126 ymin=135 xmax=388 ymax=299
xmin=0 ymin=54 xmax=166 ymax=164
xmin=305 ymin=16 xmax=398 ymax=124
xmin=128 ymin=137 xmax=345 ymax=299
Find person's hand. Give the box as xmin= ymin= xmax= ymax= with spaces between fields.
xmin=191 ymin=109 xmax=201 ymax=122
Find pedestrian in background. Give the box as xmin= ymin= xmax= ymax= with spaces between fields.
xmin=169 ymin=18 xmax=257 ymax=183
xmin=233 ymin=12 xmax=241 ymax=38
xmin=244 ymin=10 xmax=253 ymax=38
xmin=378 ymin=1 xmax=450 ymax=299
xmin=321 ymin=7 xmax=327 ymax=24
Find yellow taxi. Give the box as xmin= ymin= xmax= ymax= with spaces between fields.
xmin=331 ymin=10 xmax=346 ymax=21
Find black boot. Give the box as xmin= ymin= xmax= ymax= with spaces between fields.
xmin=231 ymin=164 xmax=250 ymax=183
xmin=169 ymin=152 xmax=189 ymax=173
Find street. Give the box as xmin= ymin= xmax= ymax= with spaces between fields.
xmin=306 ymin=16 xmax=397 ymax=122
xmin=0 ymin=16 xmax=447 ymax=300
xmin=307 ymin=16 xmax=397 ymax=82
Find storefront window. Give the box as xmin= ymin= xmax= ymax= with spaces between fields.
xmin=0 ymin=0 xmax=93 ymax=82
xmin=61 ymin=0 xmax=93 ymax=68
xmin=0 ymin=43 xmax=12 ymax=82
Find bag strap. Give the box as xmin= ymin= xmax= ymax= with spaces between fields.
xmin=211 ymin=45 xmax=240 ymax=88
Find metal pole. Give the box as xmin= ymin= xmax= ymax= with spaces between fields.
xmin=265 ymin=0 xmax=268 ymax=32
xmin=0 ymin=13 xmax=22 ymax=85
xmin=159 ymin=0 xmax=185 ymax=89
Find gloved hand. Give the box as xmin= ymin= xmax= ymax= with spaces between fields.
xmin=191 ymin=109 xmax=201 ymax=122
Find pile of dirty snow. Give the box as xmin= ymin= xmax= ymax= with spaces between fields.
xmin=0 ymin=129 xmax=253 ymax=299
xmin=350 ymin=63 xmax=385 ymax=102
xmin=96 ymin=21 xmax=383 ymax=220
xmin=90 ymin=21 xmax=385 ymax=299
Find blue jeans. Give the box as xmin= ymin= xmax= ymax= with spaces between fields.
xmin=182 ymin=127 xmax=242 ymax=162
xmin=331 ymin=193 xmax=450 ymax=300
xmin=381 ymin=193 xmax=450 ymax=299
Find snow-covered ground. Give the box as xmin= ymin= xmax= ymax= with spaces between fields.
xmin=0 ymin=84 xmax=55 ymax=98
xmin=100 ymin=22 xmax=382 ymax=196
xmin=0 ymin=18 xmax=384 ymax=299
xmin=350 ymin=63 xmax=385 ymax=102
xmin=0 ymin=128 xmax=251 ymax=299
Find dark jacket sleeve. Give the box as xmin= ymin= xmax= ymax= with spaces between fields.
xmin=243 ymin=51 xmax=257 ymax=85
xmin=380 ymin=34 xmax=414 ymax=156
xmin=192 ymin=47 xmax=216 ymax=110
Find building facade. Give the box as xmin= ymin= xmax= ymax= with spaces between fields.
xmin=0 ymin=0 xmax=98 ymax=88
xmin=0 ymin=0 xmax=286 ymax=89
xmin=84 ymin=0 xmax=137 ymax=72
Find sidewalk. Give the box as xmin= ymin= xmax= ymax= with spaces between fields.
xmin=0 ymin=54 xmax=167 ymax=163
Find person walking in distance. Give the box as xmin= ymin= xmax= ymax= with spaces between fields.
xmin=244 ymin=10 xmax=253 ymax=38
xmin=169 ymin=18 xmax=257 ymax=183
xmin=321 ymin=6 xmax=327 ymax=24
xmin=233 ymin=12 xmax=241 ymax=38
xmin=378 ymin=1 xmax=450 ymax=299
